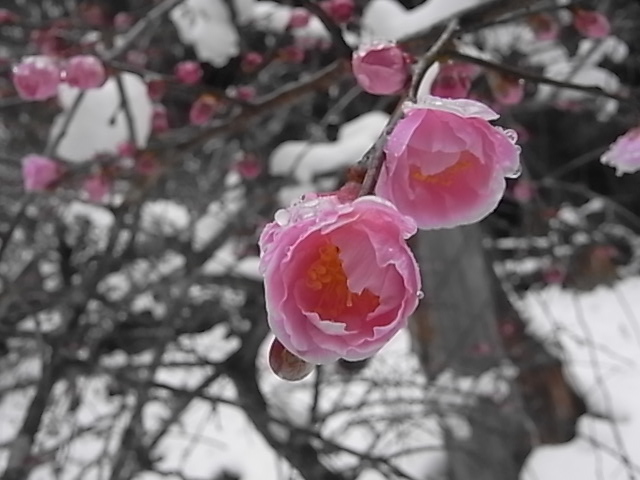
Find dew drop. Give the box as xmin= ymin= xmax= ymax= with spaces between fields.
xmin=417 ymin=290 xmax=425 ymax=299
xmin=505 ymin=162 xmax=522 ymax=179
xmin=504 ymin=128 xmax=518 ymax=143
xmin=275 ymin=209 xmax=290 ymax=226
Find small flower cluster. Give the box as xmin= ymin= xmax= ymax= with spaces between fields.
xmin=261 ymin=50 xmax=523 ymax=379
xmin=12 ymin=54 xmax=106 ymax=101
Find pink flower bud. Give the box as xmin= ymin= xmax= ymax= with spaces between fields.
xmin=135 ymin=152 xmax=159 ymax=176
xmin=527 ymin=13 xmax=559 ymax=41
xmin=151 ymin=104 xmax=170 ymax=133
xmin=352 ymin=43 xmax=410 ymax=96
xmin=229 ymin=85 xmax=256 ymax=101
xmin=431 ymin=62 xmax=479 ymax=99
xmin=146 ymin=77 xmax=166 ymax=101
xmin=83 ymin=175 xmax=111 ymax=203
xmin=62 ymin=55 xmax=106 ymax=90
xmin=279 ymin=45 xmax=305 ymax=63
xmin=322 ymin=0 xmax=354 ymax=24
xmin=174 ymin=60 xmax=203 ymax=85
xmin=241 ymin=52 xmax=264 ymax=72
xmin=12 ymin=55 xmax=61 ymax=101
xmin=189 ymin=95 xmax=218 ymax=125
xmin=117 ymin=141 xmax=137 ymax=158
xmin=543 ymin=267 xmax=565 ymax=285
xmin=21 ymin=154 xmax=63 ymax=192
xmin=233 ymin=153 xmax=262 ymax=179
xmin=486 ymin=71 xmax=525 ymax=105
xmin=512 ymin=180 xmax=535 ymax=203
xmin=0 ymin=8 xmax=18 ymax=24
xmin=269 ymin=338 xmax=315 ymax=381
xmin=573 ymin=9 xmax=610 ymax=39
xmin=600 ymin=126 xmax=640 ymax=176
xmin=79 ymin=3 xmax=107 ymax=27
xmin=114 ymin=12 xmax=134 ymax=30
xmin=126 ymin=50 xmax=148 ymax=68
xmin=288 ymin=8 xmax=311 ymax=28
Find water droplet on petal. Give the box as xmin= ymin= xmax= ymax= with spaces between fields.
xmin=417 ymin=290 xmax=425 ymax=299
xmin=275 ymin=209 xmax=290 ymax=226
xmin=504 ymin=128 xmax=519 ymax=143
xmin=505 ymin=162 xmax=522 ymax=179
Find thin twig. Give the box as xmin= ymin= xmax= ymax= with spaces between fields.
xmin=408 ymin=18 xmax=459 ymax=101
xmin=103 ymin=0 xmax=184 ymax=62
xmin=45 ymin=92 xmax=86 ymax=157
xmin=298 ymin=0 xmax=353 ymax=58
xmin=447 ymin=50 xmax=627 ymax=102
xmin=115 ymin=75 xmax=138 ymax=146
xmin=358 ymin=18 xmax=459 ymax=197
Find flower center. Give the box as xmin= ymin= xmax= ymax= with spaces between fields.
xmin=306 ymin=243 xmax=380 ymax=320
xmin=410 ymin=151 xmax=475 ymax=186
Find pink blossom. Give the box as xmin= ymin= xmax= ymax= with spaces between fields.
xmin=126 ymin=50 xmax=148 ymax=68
xmin=573 ymin=9 xmax=610 ymax=39
xmin=62 ymin=55 xmax=106 ymax=90
xmin=83 ymin=175 xmax=111 ymax=203
xmin=12 ymin=55 xmax=61 ymax=101
xmin=288 ymin=8 xmax=311 ymax=28
xmin=174 ymin=60 xmax=203 ymax=85
xmin=375 ymin=96 xmax=521 ymax=230
xmin=259 ymin=194 xmax=421 ymax=364
xmin=512 ymin=179 xmax=535 ymax=203
xmin=486 ymin=71 xmax=525 ymax=105
xmin=352 ymin=43 xmax=410 ymax=96
xmin=189 ymin=95 xmax=218 ymax=125
xmin=527 ymin=13 xmax=559 ymax=41
xmin=21 ymin=154 xmax=63 ymax=192
xmin=431 ymin=62 xmax=479 ymax=99
xmin=600 ymin=126 xmax=640 ymax=176
xmin=322 ymin=0 xmax=355 ymax=24
xmin=229 ymin=85 xmax=256 ymax=101
xmin=113 ymin=12 xmax=134 ymax=30
xmin=234 ymin=153 xmax=262 ymax=179
xmin=0 ymin=8 xmax=18 ymax=24
xmin=241 ymin=52 xmax=264 ymax=72
xmin=279 ymin=45 xmax=305 ymax=63
xmin=117 ymin=142 xmax=137 ymax=158
xmin=146 ymin=77 xmax=166 ymax=101
xmin=151 ymin=104 xmax=170 ymax=133
xmin=135 ymin=153 xmax=160 ymax=176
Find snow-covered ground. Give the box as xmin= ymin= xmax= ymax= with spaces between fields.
xmin=2 ymin=277 xmax=640 ymax=479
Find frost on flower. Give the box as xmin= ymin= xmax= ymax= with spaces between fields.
xmin=375 ymin=96 xmax=521 ymax=230
xmin=600 ymin=126 xmax=640 ymax=176
xmin=259 ymin=194 xmax=421 ymax=365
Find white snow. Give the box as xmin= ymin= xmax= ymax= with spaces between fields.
xmin=50 ymin=73 xmax=152 ymax=162
xmin=170 ymin=0 xmax=254 ymax=67
xmin=361 ymin=0 xmax=489 ymax=42
xmin=269 ymin=112 xmax=389 ymax=183
xmin=521 ymin=277 xmax=640 ymax=480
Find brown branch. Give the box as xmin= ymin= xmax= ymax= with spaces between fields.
xmin=104 ymin=0 xmax=184 ymax=62
xmin=165 ymin=59 xmax=351 ymax=152
xmin=358 ymin=18 xmax=459 ymax=196
xmin=298 ymin=0 xmax=353 ymax=58
xmin=447 ymin=50 xmax=628 ymax=102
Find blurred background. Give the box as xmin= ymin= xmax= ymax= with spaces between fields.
xmin=0 ymin=0 xmax=639 ymax=479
